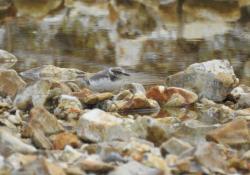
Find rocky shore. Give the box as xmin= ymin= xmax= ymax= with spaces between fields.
xmin=0 ymin=50 xmax=249 ymax=175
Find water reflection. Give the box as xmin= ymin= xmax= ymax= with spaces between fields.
xmin=0 ymin=0 xmax=249 ymax=86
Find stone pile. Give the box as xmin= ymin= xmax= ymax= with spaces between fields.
xmin=0 ymin=50 xmax=249 ymax=175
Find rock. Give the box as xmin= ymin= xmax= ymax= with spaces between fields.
xmin=54 ymin=95 xmax=82 ymax=120
xmin=171 ymin=119 xmax=220 ymax=145
xmin=64 ymin=166 xmax=86 ymax=175
xmin=76 ymin=109 xmax=126 ymax=142
xmin=230 ymin=85 xmax=250 ymax=108
xmin=195 ymin=142 xmax=228 ymax=174
xmin=51 ymin=132 xmax=81 ymax=150
xmin=13 ymin=0 xmax=63 ymax=18
xmin=206 ymin=119 xmax=250 ymax=146
xmin=29 ymin=106 xmax=64 ymax=135
xmin=13 ymin=158 xmax=66 ymax=175
xmin=146 ymin=86 xmax=198 ymax=107
xmin=142 ymin=153 xmax=171 ymax=174
xmin=0 ymin=50 xmax=17 ymax=69
xmin=72 ymin=88 xmax=113 ymax=105
xmin=198 ymin=98 xmax=235 ymax=124
xmin=0 ymin=129 xmax=37 ymax=156
xmin=20 ymin=65 xmax=86 ymax=82
xmin=0 ymin=69 xmax=26 ymax=97
xmin=14 ymin=80 xmax=72 ymax=110
xmin=6 ymin=153 xmax=37 ymax=170
xmin=32 ymin=128 xmax=52 ymax=149
xmin=59 ymin=145 xmax=84 ymax=164
xmin=79 ymin=155 xmax=114 ymax=173
xmin=160 ymin=137 xmax=193 ymax=156
xmin=108 ymin=161 xmax=162 ymax=175
xmin=166 ymin=59 xmax=239 ymax=102
xmin=106 ymin=94 xmax=160 ymax=115
xmin=122 ymin=83 xmax=146 ymax=95
xmin=134 ymin=116 xmax=180 ymax=146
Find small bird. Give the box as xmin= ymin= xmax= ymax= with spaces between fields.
xmin=84 ymin=67 xmax=130 ymax=92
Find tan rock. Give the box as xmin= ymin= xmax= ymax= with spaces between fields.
xmin=29 ymin=106 xmax=64 ymax=135
xmin=79 ymin=155 xmax=114 ymax=173
xmin=32 ymin=128 xmax=52 ymax=149
xmin=51 ymin=132 xmax=81 ymax=150
xmin=13 ymin=0 xmax=64 ymax=18
xmin=206 ymin=119 xmax=250 ymax=146
xmin=0 ymin=69 xmax=26 ymax=97
xmin=18 ymin=158 xmax=66 ymax=175
xmin=195 ymin=142 xmax=228 ymax=174
xmin=146 ymin=86 xmax=198 ymax=107
xmin=72 ymin=88 xmax=113 ymax=105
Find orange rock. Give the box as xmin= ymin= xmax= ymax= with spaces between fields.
xmin=72 ymin=88 xmax=113 ymax=105
xmin=146 ymin=86 xmax=198 ymax=107
xmin=52 ymin=132 xmax=81 ymax=150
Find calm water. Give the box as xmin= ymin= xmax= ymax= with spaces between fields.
xmin=0 ymin=0 xmax=250 ymax=86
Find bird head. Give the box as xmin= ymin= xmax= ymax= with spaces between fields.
xmin=108 ymin=67 xmax=130 ymax=81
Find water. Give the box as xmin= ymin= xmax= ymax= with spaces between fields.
xmin=0 ymin=0 xmax=250 ymax=86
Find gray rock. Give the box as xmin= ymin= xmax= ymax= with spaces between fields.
xmin=122 ymin=83 xmax=146 ymax=95
xmin=14 ymin=80 xmax=72 ymax=110
xmin=0 ymin=69 xmax=26 ymax=97
xmin=0 ymin=50 xmax=17 ymax=69
xmin=20 ymin=65 xmax=86 ymax=82
xmin=54 ymin=95 xmax=82 ymax=120
xmin=108 ymin=161 xmax=162 ymax=175
xmin=76 ymin=109 xmax=131 ymax=142
xmin=231 ymin=85 xmax=250 ymax=108
xmin=160 ymin=137 xmax=193 ymax=156
xmin=0 ymin=129 xmax=37 ymax=156
xmin=166 ymin=59 xmax=239 ymax=102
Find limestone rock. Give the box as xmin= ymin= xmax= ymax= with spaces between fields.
xmin=146 ymin=86 xmax=198 ymax=107
xmin=122 ymin=83 xmax=146 ymax=95
xmin=76 ymin=109 xmax=126 ymax=142
xmin=54 ymin=95 xmax=82 ymax=120
xmin=166 ymin=59 xmax=239 ymax=102
xmin=13 ymin=158 xmax=66 ymax=175
xmin=14 ymin=80 xmax=72 ymax=110
xmin=0 ymin=129 xmax=37 ymax=156
xmin=195 ymin=142 xmax=228 ymax=174
xmin=160 ymin=137 xmax=193 ymax=156
xmin=32 ymin=128 xmax=52 ymax=150
xmin=79 ymin=155 xmax=114 ymax=173
xmin=29 ymin=106 xmax=64 ymax=135
xmin=106 ymin=94 xmax=160 ymax=115
xmin=20 ymin=65 xmax=86 ymax=82
xmin=0 ymin=69 xmax=26 ymax=97
xmin=108 ymin=161 xmax=162 ymax=175
xmin=72 ymin=88 xmax=113 ymax=105
xmin=206 ymin=119 xmax=250 ymax=146
xmin=0 ymin=50 xmax=17 ymax=69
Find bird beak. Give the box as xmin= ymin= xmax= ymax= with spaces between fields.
xmin=122 ymin=72 xmax=130 ymax=76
